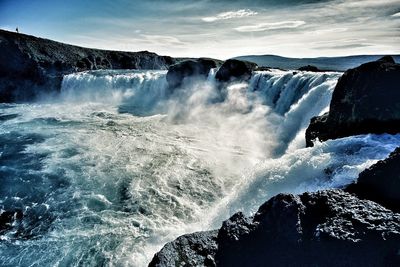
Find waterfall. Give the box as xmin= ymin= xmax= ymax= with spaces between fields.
xmin=2 ymin=68 xmax=397 ymax=267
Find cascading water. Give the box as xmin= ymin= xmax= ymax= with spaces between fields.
xmin=1 ymin=69 xmax=399 ymax=267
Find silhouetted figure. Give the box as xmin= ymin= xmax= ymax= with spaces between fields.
xmin=16 ymin=27 xmax=19 ymax=33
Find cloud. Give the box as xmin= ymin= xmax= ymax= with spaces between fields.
xmin=140 ymin=34 xmax=187 ymax=46
xmin=315 ymin=43 xmax=375 ymax=50
xmin=235 ymin=20 xmax=306 ymax=32
xmin=202 ymin=9 xmax=257 ymax=22
xmin=392 ymin=12 xmax=400 ymax=17
xmin=311 ymin=28 xmax=348 ymax=35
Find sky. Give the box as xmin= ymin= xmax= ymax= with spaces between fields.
xmin=1 ymin=0 xmax=399 ymax=59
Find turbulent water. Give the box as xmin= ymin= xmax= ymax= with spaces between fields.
xmin=1 ymin=69 xmax=399 ymax=266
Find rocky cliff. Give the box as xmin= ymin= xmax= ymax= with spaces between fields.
xmin=305 ymin=56 xmax=400 ymax=147
xmin=0 ymin=29 xmax=176 ymax=102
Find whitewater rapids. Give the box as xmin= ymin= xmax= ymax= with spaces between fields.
xmin=1 ymin=69 xmax=399 ymax=266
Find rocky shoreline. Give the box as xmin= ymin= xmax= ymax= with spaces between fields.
xmin=150 ymin=151 xmax=400 ymax=267
xmin=150 ymin=57 xmax=400 ymax=267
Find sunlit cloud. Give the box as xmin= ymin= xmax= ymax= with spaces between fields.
xmin=235 ymin=21 xmax=306 ymax=32
xmin=140 ymin=34 xmax=186 ymax=46
xmin=311 ymin=28 xmax=348 ymax=35
xmin=202 ymin=9 xmax=258 ymax=22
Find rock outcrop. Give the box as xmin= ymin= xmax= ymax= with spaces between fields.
xmin=150 ymin=190 xmax=400 ymax=267
xmin=305 ymin=56 xmax=400 ymax=147
xmin=149 ymin=231 xmax=218 ymax=267
xmin=215 ymin=59 xmax=257 ymax=83
xmin=166 ymin=59 xmax=217 ymax=90
xmin=0 ymin=209 xmax=23 ymax=236
xmin=347 ymin=147 xmax=400 ymax=212
xmin=0 ymin=29 xmax=176 ymax=102
xmin=298 ymin=65 xmax=322 ymax=72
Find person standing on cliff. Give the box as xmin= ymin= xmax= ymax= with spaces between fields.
xmin=16 ymin=27 xmax=19 ymax=33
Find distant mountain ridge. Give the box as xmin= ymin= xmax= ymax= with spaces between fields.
xmin=235 ymin=54 xmax=400 ymax=71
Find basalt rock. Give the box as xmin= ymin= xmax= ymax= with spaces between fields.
xmin=298 ymin=65 xmax=322 ymax=72
xmin=0 ymin=29 xmax=176 ymax=102
xmin=215 ymin=59 xmax=257 ymax=83
xmin=149 ymin=230 xmax=218 ymax=267
xmin=166 ymin=58 xmax=217 ymax=90
xmin=0 ymin=209 xmax=23 ymax=235
xmin=346 ymin=147 xmax=400 ymax=212
xmin=150 ymin=190 xmax=400 ymax=267
xmin=306 ymin=56 xmax=400 ymax=147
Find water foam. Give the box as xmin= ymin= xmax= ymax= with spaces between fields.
xmin=0 ymin=69 xmax=395 ymax=266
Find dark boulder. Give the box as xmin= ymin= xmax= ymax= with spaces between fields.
xmin=298 ymin=65 xmax=322 ymax=72
xmin=0 ymin=209 xmax=23 ymax=235
xmin=305 ymin=112 xmax=329 ymax=147
xmin=150 ymin=190 xmax=400 ymax=267
xmin=215 ymin=190 xmax=400 ymax=267
xmin=149 ymin=230 xmax=218 ymax=267
xmin=166 ymin=59 xmax=216 ymax=89
xmin=256 ymin=66 xmax=270 ymax=71
xmin=346 ymin=147 xmax=400 ymax=212
xmin=306 ymin=56 xmax=400 ymax=146
xmin=215 ymin=59 xmax=257 ymax=83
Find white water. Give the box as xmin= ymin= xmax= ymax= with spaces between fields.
xmin=0 ymin=69 xmax=398 ymax=267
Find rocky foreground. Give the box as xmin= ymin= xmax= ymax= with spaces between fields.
xmin=150 ymin=150 xmax=400 ymax=267
xmin=0 ymin=29 xmax=176 ymax=102
xmin=150 ymin=57 xmax=400 ymax=267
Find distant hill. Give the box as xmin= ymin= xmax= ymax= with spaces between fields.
xmin=235 ymin=54 xmax=400 ymax=71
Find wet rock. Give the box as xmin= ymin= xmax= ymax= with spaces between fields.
xmin=215 ymin=59 xmax=257 ymax=83
xmin=217 ymin=190 xmax=400 ymax=266
xmin=306 ymin=56 xmax=400 ymax=146
xmin=149 ymin=230 xmax=218 ymax=267
xmin=347 ymin=147 xmax=400 ymax=212
xmin=256 ymin=66 xmax=270 ymax=71
xmin=298 ymin=65 xmax=322 ymax=72
xmin=150 ymin=190 xmax=400 ymax=267
xmin=166 ymin=58 xmax=217 ymax=89
xmin=0 ymin=209 xmax=23 ymax=234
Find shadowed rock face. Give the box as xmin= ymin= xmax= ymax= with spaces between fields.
xmin=0 ymin=210 xmax=23 ymax=235
xmin=0 ymin=29 xmax=176 ymax=102
xmin=215 ymin=59 xmax=257 ymax=83
xmin=149 ymin=230 xmax=218 ymax=267
xmin=306 ymin=56 xmax=400 ymax=147
xmin=150 ymin=190 xmax=400 ymax=267
xmin=347 ymin=147 xmax=400 ymax=213
xmin=298 ymin=65 xmax=322 ymax=72
xmin=166 ymin=59 xmax=217 ymax=90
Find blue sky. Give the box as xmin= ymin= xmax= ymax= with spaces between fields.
xmin=1 ymin=0 xmax=400 ymax=59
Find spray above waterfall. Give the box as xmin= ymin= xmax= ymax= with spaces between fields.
xmin=60 ymin=69 xmax=341 ymax=156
